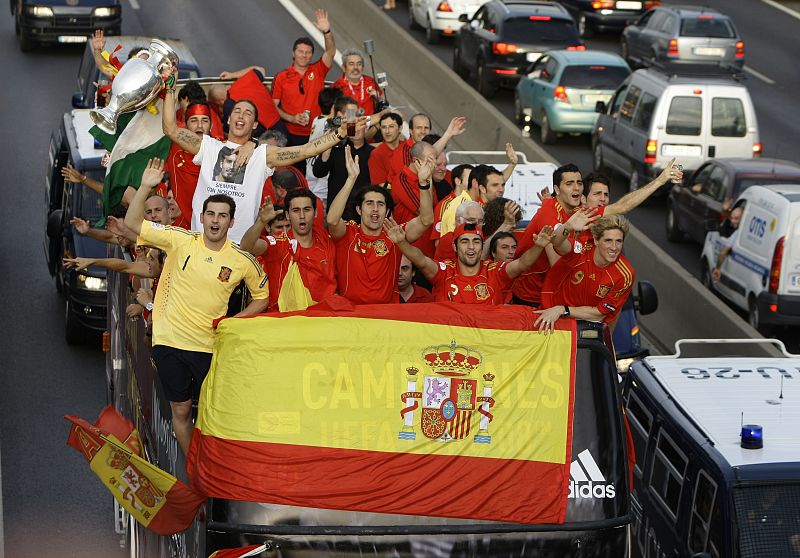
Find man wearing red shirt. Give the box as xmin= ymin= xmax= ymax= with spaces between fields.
xmin=332 ymin=48 xmax=382 ymax=116
xmin=386 ymin=222 xmax=556 ymax=306
xmin=272 ymin=9 xmax=336 ymax=149
xmin=398 ymin=255 xmax=434 ymax=303
xmin=387 ymin=115 xmax=466 ymax=185
xmin=512 ymin=160 xmax=682 ymax=307
xmin=240 ymin=189 xmax=336 ymax=311
xmin=369 ymin=112 xmax=403 ymax=186
xmin=535 ymin=215 xmax=636 ymax=332
xmin=328 ymin=146 xmax=435 ymax=304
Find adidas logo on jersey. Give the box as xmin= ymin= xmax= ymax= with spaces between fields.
xmin=568 ymin=449 xmax=616 ymax=499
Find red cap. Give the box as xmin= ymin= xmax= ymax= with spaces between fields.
xmin=453 ymin=223 xmax=484 ymax=241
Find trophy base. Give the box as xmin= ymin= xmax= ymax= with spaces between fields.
xmin=90 ymin=107 xmax=118 ymax=135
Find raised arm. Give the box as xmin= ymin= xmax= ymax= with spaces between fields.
xmin=383 ymin=218 xmax=438 ymax=279
xmin=239 ymin=198 xmax=275 ymax=256
xmin=326 ymin=145 xmax=359 ymax=239
xmin=62 ymin=165 xmax=103 ymax=195
xmin=506 ymin=225 xmax=553 ymax=280
xmin=502 ymin=142 xmax=518 ymax=183
xmin=163 ymin=87 xmax=201 ymax=155
xmin=124 ymin=158 xmax=165 ymax=236
xmin=605 ymin=158 xmax=682 ymax=216
xmin=91 ymin=30 xmax=116 ymax=79
xmin=63 ymin=256 xmax=154 ymax=277
xmin=267 ymin=119 xmax=357 ymax=168
xmin=314 ymin=9 xmax=336 ymax=68
xmin=70 ymin=217 xmax=120 ymax=246
xmin=404 ymin=155 xmax=436 ymax=243
xmin=432 ymin=117 xmax=467 ymax=156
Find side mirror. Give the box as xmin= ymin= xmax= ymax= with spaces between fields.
xmin=458 ymin=14 xmax=469 ymax=23
xmin=636 ymin=280 xmax=658 ymax=315
xmin=469 ymin=19 xmax=479 ymax=29
xmin=705 ymin=219 xmax=720 ymax=232
xmin=71 ymin=92 xmax=86 ymax=109
xmin=46 ymin=209 xmax=65 ymax=239
xmin=595 ymin=101 xmax=607 ymax=114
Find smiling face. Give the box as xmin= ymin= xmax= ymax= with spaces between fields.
xmin=409 ymin=115 xmax=431 ymax=143
xmin=380 ymin=117 xmax=400 ymax=144
xmin=293 ymin=43 xmax=314 ymax=69
xmin=227 ymin=101 xmax=258 ymax=141
xmin=594 ymin=228 xmax=624 ymax=266
xmin=357 ymin=191 xmax=388 ymax=233
xmin=200 ymin=201 xmax=234 ymax=244
xmin=480 ymin=172 xmax=505 ymax=203
xmin=433 ymin=152 xmax=447 ymax=182
xmin=343 ymin=54 xmax=364 ymax=83
xmin=455 ymin=234 xmax=483 ymax=268
xmin=186 ymin=114 xmax=211 ymax=137
xmin=493 ymin=236 xmax=517 ymax=261
xmin=555 ymin=171 xmax=584 ymax=210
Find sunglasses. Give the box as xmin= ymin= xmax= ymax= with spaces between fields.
xmin=298 ymin=79 xmax=305 ymax=95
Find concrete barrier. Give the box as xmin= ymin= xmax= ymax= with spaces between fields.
xmin=289 ymin=0 xmax=775 ymax=356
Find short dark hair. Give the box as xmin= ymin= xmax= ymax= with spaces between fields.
xmin=354 ymin=185 xmax=393 ymax=218
xmin=232 ymin=99 xmax=259 ymax=125
xmin=489 ymin=231 xmax=517 ymax=260
xmin=451 ymin=164 xmax=473 ymax=186
xmin=483 ymin=196 xmax=521 ymax=238
xmin=178 ymin=81 xmax=205 ymax=103
xmin=379 ymin=112 xmax=403 ymax=127
xmin=272 ymin=169 xmax=301 ymax=192
xmin=553 ymin=163 xmax=581 ymax=188
xmin=583 ymin=172 xmax=611 ymax=194
xmin=126 ymin=46 xmax=146 ymax=61
xmin=470 ymin=164 xmax=502 ymax=188
xmin=293 ymin=37 xmax=314 ymax=53
xmin=284 ymin=189 xmax=318 ymax=211
xmin=334 ymin=95 xmax=358 ymax=115
xmin=318 ymin=87 xmax=343 ymax=115
xmin=203 ymin=194 xmax=236 ymax=219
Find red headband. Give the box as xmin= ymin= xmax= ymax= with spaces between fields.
xmin=185 ymin=104 xmax=212 ymax=119
xmin=453 ymin=223 xmax=484 ymax=241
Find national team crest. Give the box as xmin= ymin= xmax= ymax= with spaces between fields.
xmin=218 ymin=266 xmax=233 ymax=283
xmin=398 ymin=340 xmax=496 ymax=445
xmin=474 ymin=283 xmax=490 ymax=301
xmin=373 ymin=239 xmax=389 ymax=257
xmin=596 ymin=284 xmax=611 ymax=297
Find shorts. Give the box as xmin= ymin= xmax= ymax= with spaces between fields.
xmin=151 ymin=345 xmax=212 ymax=402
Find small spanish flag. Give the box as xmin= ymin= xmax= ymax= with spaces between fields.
xmin=208 ymin=544 xmax=267 ymax=557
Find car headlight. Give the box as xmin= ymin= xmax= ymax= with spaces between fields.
xmin=78 ymin=274 xmax=107 ymax=291
xmin=28 ymin=6 xmax=54 ymax=16
xmin=93 ymin=6 xmax=118 ymax=17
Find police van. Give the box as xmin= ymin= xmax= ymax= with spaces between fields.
xmin=700 ymin=183 xmax=800 ymax=333
xmin=623 ymin=338 xmax=800 ymax=558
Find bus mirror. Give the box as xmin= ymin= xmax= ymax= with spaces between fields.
xmin=636 ymin=280 xmax=658 ymax=315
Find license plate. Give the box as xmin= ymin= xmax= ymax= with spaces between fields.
xmin=526 ymin=52 xmax=542 ymax=62
xmin=694 ymin=47 xmax=725 ymax=57
xmin=616 ymin=1 xmax=642 ymax=9
xmin=661 ymin=144 xmax=702 ymax=157
xmin=791 ymin=274 xmax=800 ymax=287
xmin=58 ymin=36 xmax=87 ymax=43
xmin=582 ymin=94 xmax=610 ymax=104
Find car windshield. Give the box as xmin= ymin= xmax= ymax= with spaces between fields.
xmin=734 ymin=177 xmax=800 ymax=197
xmin=560 ymin=65 xmax=630 ymax=89
xmin=503 ymin=18 xmax=580 ymax=44
xmin=733 ymin=483 xmax=800 ymax=557
xmin=680 ymin=17 xmax=736 ymax=38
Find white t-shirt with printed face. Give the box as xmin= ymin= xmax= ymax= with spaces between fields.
xmin=192 ymin=136 xmax=273 ymax=244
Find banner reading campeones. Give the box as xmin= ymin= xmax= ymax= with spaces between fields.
xmin=187 ymin=303 xmax=577 ymax=524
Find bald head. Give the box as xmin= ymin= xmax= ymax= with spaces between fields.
xmin=207 ymin=85 xmax=228 ymax=113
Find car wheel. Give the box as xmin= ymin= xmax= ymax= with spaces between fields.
xmin=540 ymin=113 xmax=556 ymax=144
xmin=748 ymin=296 xmax=772 ymax=336
xmin=408 ymin=4 xmax=422 ymax=30
xmin=701 ymin=261 xmax=715 ymax=293
xmin=425 ymin=17 xmax=440 ymax=44
xmin=593 ymin=140 xmax=605 ymax=172
xmin=65 ymin=298 xmax=86 ymax=345
xmin=453 ymin=45 xmax=469 ymax=79
xmin=665 ymin=202 xmax=684 ymax=242
xmin=578 ymin=13 xmax=594 ymax=39
xmin=477 ymin=60 xmax=498 ymax=98
xmin=628 ymin=168 xmax=640 ymax=193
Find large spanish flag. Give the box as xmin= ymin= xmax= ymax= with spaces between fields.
xmin=187 ymin=303 xmax=576 ymax=524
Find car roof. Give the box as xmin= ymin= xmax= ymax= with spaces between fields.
xmin=760 ymin=184 xmax=800 ymax=201
xmin=642 ymin=351 xmax=800 ymax=468
xmin=547 ymin=49 xmax=628 ymax=66
xmin=97 ymin=35 xmax=200 ymax=69
xmin=69 ymin=109 xmax=105 ymax=166
xmin=495 ymin=0 xmax=569 ymax=18
xmin=711 ymin=158 xmax=800 ymax=176
xmin=636 ymin=67 xmax=746 ymax=87
xmin=659 ymin=5 xmax=727 ymax=18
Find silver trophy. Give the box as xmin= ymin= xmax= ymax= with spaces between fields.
xmin=90 ymin=39 xmax=179 ymax=134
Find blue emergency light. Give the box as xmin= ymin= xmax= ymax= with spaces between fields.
xmin=740 ymin=424 xmax=763 ymax=449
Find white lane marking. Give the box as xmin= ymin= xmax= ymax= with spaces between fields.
xmin=760 ymin=0 xmax=800 ymax=21
xmin=128 ymin=0 xmax=140 ymax=9
xmin=743 ymin=65 xmax=776 ymax=85
xmin=0 ymin=438 xmax=5 ymax=558
xmin=275 ymin=0 xmax=343 ymax=66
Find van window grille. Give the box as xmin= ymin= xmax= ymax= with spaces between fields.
xmin=733 ymin=483 xmax=800 ymax=557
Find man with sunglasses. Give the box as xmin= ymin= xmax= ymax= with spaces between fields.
xmin=272 ymin=8 xmax=337 ymax=173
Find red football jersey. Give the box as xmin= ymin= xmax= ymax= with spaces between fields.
xmin=387 ymin=137 xmax=414 ymax=186
xmin=401 ymin=284 xmax=434 ymax=303
xmin=368 ymin=142 xmax=398 ymax=186
xmin=540 ymin=247 xmax=634 ymax=322
xmin=258 ymin=228 xmax=337 ymax=311
xmin=333 ymin=222 xmax=402 ymax=304
xmin=430 ymin=259 xmax=513 ymax=305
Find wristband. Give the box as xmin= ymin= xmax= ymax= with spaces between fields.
xmin=250 ymin=137 xmax=259 ymax=147
xmin=322 ymin=29 xmax=331 ymax=34
xmin=561 ymin=306 xmax=570 ymax=318
xmin=418 ymin=181 xmax=431 ymax=191
xmin=145 ymin=302 xmax=154 ymax=312
xmin=335 ymin=130 xmax=346 ymax=141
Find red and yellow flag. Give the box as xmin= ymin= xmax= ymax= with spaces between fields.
xmin=188 ymin=303 xmax=577 ymax=524
xmin=208 ymin=544 xmax=267 ymax=557
xmin=65 ymin=407 xmax=205 ymax=535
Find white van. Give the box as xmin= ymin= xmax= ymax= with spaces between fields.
xmin=593 ymin=67 xmax=761 ymax=193
xmin=701 ymin=184 xmax=800 ymax=332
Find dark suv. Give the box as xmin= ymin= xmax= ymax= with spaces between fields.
xmin=453 ymin=0 xmax=584 ymax=98
xmin=45 ymin=109 xmax=108 ymax=344
xmin=666 ymin=158 xmax=800 ymax=244
xmin=557 ymin=0 xmax=660 ymax=38
xmin=11 ymin=0 xmax=121 ymax=52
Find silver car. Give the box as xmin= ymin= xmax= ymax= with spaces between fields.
xmin=621 ymin=6 xmax=744 ymax=69
xmin=408 ymin=0 xmax=482 ymax=44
